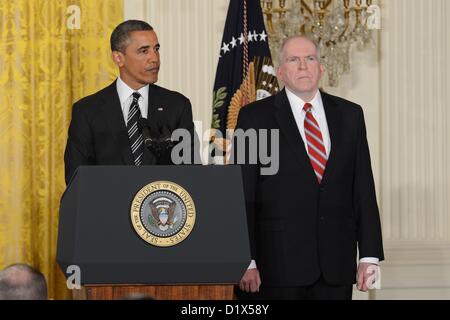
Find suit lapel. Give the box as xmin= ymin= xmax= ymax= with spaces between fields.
xmin=147 ymin=85 xmax=159 ymax=131
xmin=320 ymin=91 xmax=342 ymax=186
xmin=100 ymin=81 xmax=135 ymax=165
xmin=141 ymin=85 xmax=159 ymax=165
xmin=273 ymin=90 xmax=318 ymax=184
xmin=147 ymin=85 xmax=170 ymax=132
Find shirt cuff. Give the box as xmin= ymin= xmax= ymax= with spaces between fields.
xmin=359 ymin=257 xmax=379 ymax=265
xmin=247 ymin=260 xmax=257 ymax=269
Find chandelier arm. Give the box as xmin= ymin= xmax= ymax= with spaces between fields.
xmin=362 ymin=0 xmax=374 ymax=27
xmin=354 ymin=7 xmax=363 ymax=27
xmin=263 ymin=1 xmax=275 ymax=34
xmin=339 ymin=6 xmax=351 ymax=39
xmin=362 ymin=6 xmax=369 ymax=27
xmin=301 ymin=16 xmax=312 ymax=35
xmin=301 ymin=0 xmax=313 ymax=16
xmin=323 ymin=0 xmax=333 ymax=9
xmin=354 ymin=0 xmax=364 ymax=27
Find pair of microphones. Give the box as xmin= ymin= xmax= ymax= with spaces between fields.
xmin=137 ymin=118 xmax=173 ymax=156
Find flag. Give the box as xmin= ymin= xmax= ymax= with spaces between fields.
xmin=211 ymin=0 xmax=278 ymax=159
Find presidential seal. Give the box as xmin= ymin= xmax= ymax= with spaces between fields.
xmin=130 ymin=181 xmax=196 ymax=247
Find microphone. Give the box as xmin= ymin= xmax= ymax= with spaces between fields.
xmin=137 ymin=118 xmax=153 ymax=148
xmin=159 ymin=126 xmax=174 ymax=150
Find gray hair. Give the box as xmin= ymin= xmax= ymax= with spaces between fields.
xmin=110 ymin=20 xmax=154 ymax=52
xmin=0 ymin=264 xmax=48 ymax=300
xmin=278 ymin=36 xmax=321 ymax=66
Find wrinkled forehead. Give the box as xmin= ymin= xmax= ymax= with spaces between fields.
xmin=283 ymin=37 xmax=318 ymax=57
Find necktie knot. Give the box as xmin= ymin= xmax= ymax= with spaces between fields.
xmin=132 ymin=92 xmax=141 ymax=100
xmin=303 ymin=103 xmax=313 ymax=113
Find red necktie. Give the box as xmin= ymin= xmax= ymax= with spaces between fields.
xmin=303 ymin=103 xmax=327 ymax=183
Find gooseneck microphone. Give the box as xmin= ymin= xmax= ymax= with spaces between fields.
xmin=137 ymin=118 xmax=174 ymax=165
xmin=137 ymin=118 xmax=153 ymax=148
xmin=159 ymin=125 xmax=174 ymax=150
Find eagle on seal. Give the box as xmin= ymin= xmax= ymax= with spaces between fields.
xmin=149 ymin=201 xmax=177 ymax=230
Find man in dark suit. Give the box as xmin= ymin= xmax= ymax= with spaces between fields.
xmin=64 ymin=20 xmax=198 ymax=184
xmin=234 ymin=36 xmax=384 ymax=300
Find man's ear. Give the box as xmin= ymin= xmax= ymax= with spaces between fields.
xmin=276 ymin=66 xmax=283 ymax=82
xmin=111 ymin=51 xmax=124 ymax=67
xmin=319 ymin=63 xmax=325 ymax=77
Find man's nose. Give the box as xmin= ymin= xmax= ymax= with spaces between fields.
xmin=298 ymin=58 xmax=307 ymax=70
xmin=148 ymin=50 xmax=159 ymax=63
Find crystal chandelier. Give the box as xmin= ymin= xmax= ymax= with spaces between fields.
xmin=261 ymin=0 xmax=381 ymax=87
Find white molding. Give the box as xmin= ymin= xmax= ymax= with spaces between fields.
xmin=385 ymin=241 xmax=450 ymax=266
xmin=380 ymin=242 xmax=450 ymax=290
xmin=380 ymin=264 xmax=450 ymax=289
xmin=375 ymin=288 xmax=450 ymax=300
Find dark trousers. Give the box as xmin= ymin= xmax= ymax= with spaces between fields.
xmin=236 ymin=276 xmax=353 ymax=300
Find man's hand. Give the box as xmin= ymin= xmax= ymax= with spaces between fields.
xmin=357 ymin=262 xmax=379 ymax=292
xmin=239 ymin=268 xmax=261 ymax=293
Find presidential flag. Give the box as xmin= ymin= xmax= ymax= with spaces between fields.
xmin=211 ymin=0 xmax=278 ymax=160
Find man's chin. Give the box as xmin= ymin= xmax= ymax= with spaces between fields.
xmin=294 ymin=85 xmax=314 ymax=93
xmin=142 ymin=76 xmax=158 ymax=85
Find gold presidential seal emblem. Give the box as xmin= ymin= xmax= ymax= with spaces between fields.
xmin=130 ymin=181 xmax=196 ymax=247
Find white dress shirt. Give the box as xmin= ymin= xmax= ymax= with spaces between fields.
xmin=116 ymin=76 xmax=149 ymax=125
xmin=285 ymin=87 xmax=331 ymax=158
xmin=247 ymin=88 xmax=378 ymax=270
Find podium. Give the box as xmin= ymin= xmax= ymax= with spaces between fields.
xmin=57 ymin=165 xmax=251 ymax=300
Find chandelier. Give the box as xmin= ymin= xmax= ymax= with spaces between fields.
xmin=261 ymin=0 xmax=381 ymax=87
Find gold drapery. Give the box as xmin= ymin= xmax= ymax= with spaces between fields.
xmin=0 ymin=0 xmax=123 ymax=299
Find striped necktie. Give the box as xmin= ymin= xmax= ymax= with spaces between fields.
xmin=303 ymin=103 xmax=328 ymax=183
xmin=127 ymin=92 xmax=143 ymax=166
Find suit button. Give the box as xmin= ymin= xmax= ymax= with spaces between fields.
xmin=319 ymin=216 xmax=326 ymax=221
xmin=319 ymin=186 xmax=325 ymax=192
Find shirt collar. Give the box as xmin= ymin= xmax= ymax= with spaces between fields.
xmin=285 ymin=87 xmax=324 ymax=113
xmin=116 ymin=76 xmax=149 ymax=104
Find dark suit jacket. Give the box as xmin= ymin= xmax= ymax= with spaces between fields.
xmin=234 ymin=89 xmax=384 ymax=287
xmin=64 ymin=80 xmax=198 ymax=184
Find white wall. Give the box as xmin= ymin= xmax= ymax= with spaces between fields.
xmin=125 ymin=0 xmax=450 ymax=300
xmin=376 ymin=0 xmax=450 ymax=300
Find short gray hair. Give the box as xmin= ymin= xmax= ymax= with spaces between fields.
xmin=0 ymin=264 xmax=48 ymax=300
xmin=110 ymin=20 xmax=154 ymax=52
xmin=278 ymin=36 xmax=321 ymax=66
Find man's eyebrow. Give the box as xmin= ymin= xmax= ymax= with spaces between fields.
xmin=137 ymin=43 xmax=160 ymax=50
xmin=137 ymin=45 xmax=150 ymax=51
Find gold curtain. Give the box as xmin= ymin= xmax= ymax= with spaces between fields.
xmin=0 ymin=0 xmax=123 ymax=299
